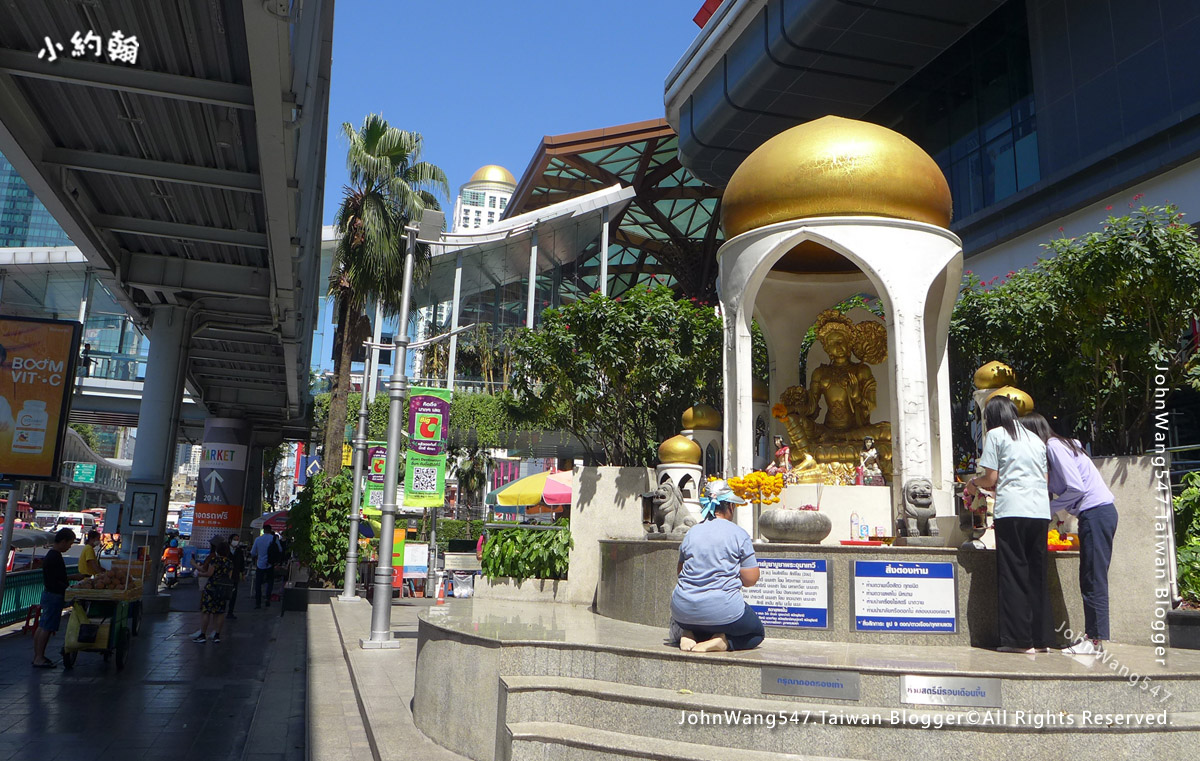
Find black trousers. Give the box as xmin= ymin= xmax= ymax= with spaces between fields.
xmin=995 ymin=517 xmax=1052 ymax=649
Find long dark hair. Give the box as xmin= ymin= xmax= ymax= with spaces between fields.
xmin=983 ymin=396 xmax=1021 ymax=440
xmin=1020 ymin=412 xmax=1086 ymax=456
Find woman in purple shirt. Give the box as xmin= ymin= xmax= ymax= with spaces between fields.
xmin=1021 ymin=413 xmax=1117 ymax=655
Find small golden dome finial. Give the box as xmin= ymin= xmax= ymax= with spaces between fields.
xmin=721 ymin=115 xmax=952 ymax=239
xmin=659 ymin=434 xmax=702 ymax=465
xmin=974 ymin=361 xmax=1016 ymax=390
xmin=682 ymin=404 xmax=722 ymax=431
xmin=985 ymin=386 xmax=1034 ymax=417
xmin=752 ymin=378 xmax=769 ymax=404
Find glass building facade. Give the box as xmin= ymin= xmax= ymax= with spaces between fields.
xmin=0 ymin=151 xmax=73 ymax=247
xmin=865 ymin=0 xmax=1039 ymax=221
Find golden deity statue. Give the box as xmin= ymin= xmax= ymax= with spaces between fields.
xmin=772 ymin=310 xmax=892 ymax=484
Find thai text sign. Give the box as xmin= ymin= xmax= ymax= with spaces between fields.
xmin=0 ymin=316 xmax=81 ymax=480
xmin=742 ymin=558 xmax=830 ymax=628
xmin=403 ymin=387 xmax=450 ymax=508
xmin=761 ymin=666 xmax=861 ymax=701
xmin=900 ymin=675 xmax=1002 ymax=708
xmin=852 ymin=561 xmax=957 ymax=633
xmin=193 ymin=418 xmax=250 ymax=547
xmin=73 ymin=462 xmax=97 ymax=483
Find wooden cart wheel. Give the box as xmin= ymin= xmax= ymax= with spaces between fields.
xmin=61 ymin=649 xmax=77 ymax=669
xmin=115 ymin=630 xmax=130 ymax=671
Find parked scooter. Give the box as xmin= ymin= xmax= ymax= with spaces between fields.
xmin=161 ymin=536 xmax=183 ymax=589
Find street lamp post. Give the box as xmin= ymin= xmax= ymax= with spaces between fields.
xmin=338 ymin=342 xmax=373 ymax=601
xmin=363 ymin=209 xmax=445 ymax=648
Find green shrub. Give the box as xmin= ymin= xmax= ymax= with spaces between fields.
xmin=283 ymin=468 xmax=354 ymax=587
xmin=1175 ymin=472 xmax=1200 ymax=603
xmin=480 ymin=519 xmax=572 ymax=581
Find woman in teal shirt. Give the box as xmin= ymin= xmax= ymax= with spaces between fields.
xmin=965 ymin=396 xmax=1052 ymax=653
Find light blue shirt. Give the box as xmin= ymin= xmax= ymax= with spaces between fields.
xmin=979 ymin=425 xmax=1050 ymax=520
xmin=671 ymin=518 xmax=757 ymax=627
xmin=251 ymin=533 xmax=278 ymax=570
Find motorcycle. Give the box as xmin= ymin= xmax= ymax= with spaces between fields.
xmin=162 ymin=563 xmax=179 ymax=588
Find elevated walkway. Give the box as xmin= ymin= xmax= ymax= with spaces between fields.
xmin=411 ymin=599 xmax=1200 ymax=761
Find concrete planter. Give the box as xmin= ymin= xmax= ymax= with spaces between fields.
xmin=474 ymin=576 xmax=571 ymax=604
xmin=758 ymin=508 xmax=832 ymax=543
xmin=1169 ymin=609 xmax=1200 ymax=650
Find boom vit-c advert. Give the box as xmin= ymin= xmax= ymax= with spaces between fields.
xmin=0 ymin=316 xmax=81 ymax=480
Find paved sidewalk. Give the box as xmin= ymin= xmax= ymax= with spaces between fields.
xmin=0 ymin=578 xmax=306 ymax=761
xmin=329 ymin=597 xmax=469 ymax=761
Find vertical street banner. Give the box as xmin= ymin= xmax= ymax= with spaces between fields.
xmin=361 ymin=441 xmax=387 ymax=514
xmin=0 ymin=316 xmax=81 ymax=480
xmin=403 ymin=387 xmax=450 ymax=508
xmin=193 ymin=418 xmax=251 ymax=547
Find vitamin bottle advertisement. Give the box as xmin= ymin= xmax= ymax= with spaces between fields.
xmin=0 ymin=316 xmax=81 ymax=480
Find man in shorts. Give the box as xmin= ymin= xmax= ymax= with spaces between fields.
xmin=32 ymin=528 xmax=88 ymax=668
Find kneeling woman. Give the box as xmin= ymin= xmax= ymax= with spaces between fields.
xmin=670 ymin=482 xmax=765 ymax=653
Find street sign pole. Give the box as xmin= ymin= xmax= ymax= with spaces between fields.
xmin=339 ymin=346 xmax=372 ymax=601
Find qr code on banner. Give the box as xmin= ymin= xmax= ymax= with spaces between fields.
xmin=411 ymin=466 xmax=438 ymax=493
xmin=367 ymin=489 xmax=383 ymax=508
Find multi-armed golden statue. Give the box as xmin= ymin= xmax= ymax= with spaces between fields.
xmin=772 ymin=310 xmax=893 ymax=484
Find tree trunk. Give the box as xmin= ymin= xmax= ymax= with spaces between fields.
xmin=323 ymin=295 xmax=356 ymax=473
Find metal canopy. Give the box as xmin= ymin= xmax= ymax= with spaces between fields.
xmin=506 ymin=119 xmax=724 ymax=298
xmin=0 ymin=0 xmax=333 ymax=440
xmin=409 ymin=184 xmax=636 ymax=311
xmin=664 ymin=0 xmax=1003 ymax=186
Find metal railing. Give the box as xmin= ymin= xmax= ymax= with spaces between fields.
xmin=0 ymin=564 xmax=79 ymax=627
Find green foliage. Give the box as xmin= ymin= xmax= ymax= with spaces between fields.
xmin=1176 ymin=472 xmax=1200 ymax=604
xmin=751 ymin=321 xmax=769 ymax=384
xmin=69 ymin=423 xmax=99 ymax=452
xmin=480 ymin=520 xmax=573 ymax=581
xmin=508 ymin=287 xmax=723 ymax=466
xmin=950 ymin=203 xmax=1200 ymax=455
xmin=414 ymin=516 xmax=485 ymax=554
xmin=284 ymin=468 xmax=354 ymax=587
xmin=450 ymin=446 xmax=495 ymax=512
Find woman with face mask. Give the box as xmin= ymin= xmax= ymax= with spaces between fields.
xmin=227 ymin=533 xmax=247 ymax=619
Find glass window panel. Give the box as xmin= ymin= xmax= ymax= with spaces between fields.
xmin=983 ymin=132 xmax=1017 ymax=205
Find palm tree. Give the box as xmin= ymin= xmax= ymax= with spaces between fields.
xmin=323 ymin=115 xmax=449 ymax=468
xmin=451 ymin=445 xmax=495 ymax=520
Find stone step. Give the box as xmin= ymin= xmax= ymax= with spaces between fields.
xmin=505 ymin=721 xmax=861 ymax=761
xmin=503 ymin=643 xmax=1200 ymax=712
xmin=502 ymin=676 xmax=1200 ymax=761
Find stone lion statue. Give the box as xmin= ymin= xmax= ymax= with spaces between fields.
xmin=643 ymin=481 xmax=696 ymax=537
xmin=898 ymin=477 xmax=939 ymax=538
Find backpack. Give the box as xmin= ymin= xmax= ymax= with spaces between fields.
xmin=267 ymin=536 xmax=283 ymax=565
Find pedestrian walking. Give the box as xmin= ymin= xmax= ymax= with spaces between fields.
xmin=227 ymin=533 xmax=247 ymax=619
xmin=32 ymin=529 xmax=88 ymax=668
xmin=250 ymin=525 xmax=282 ymax=608
xmin=192 ymin=538 xmax=235 ymax=643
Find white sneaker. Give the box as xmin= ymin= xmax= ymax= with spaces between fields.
xmin=190 ymin=629 xmax=203 ymax=639
xmin=191 ymin=634 xmax=206 ymax=644
xmin=1061 ymin=639 xmax=1102 ymax=655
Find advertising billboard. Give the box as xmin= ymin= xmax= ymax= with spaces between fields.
xmin=403 ymin=387 xmax=450 ymax=508
xmin=0 ymin=316 xmax=81 ymax=481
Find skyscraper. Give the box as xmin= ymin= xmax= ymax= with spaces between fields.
xmin=0 ymin=151 xmax=72 ymax=247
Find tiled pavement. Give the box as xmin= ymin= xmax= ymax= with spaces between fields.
xmin=0 ymin=579 xmax=305 ymax=761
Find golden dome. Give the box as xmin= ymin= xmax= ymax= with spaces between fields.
xmin=985 ymin=386 xmax=1034 ymax=417
xmin=721 ymin=116 xmax=953 ymax=240
xmin=973 ymin=361 xmax=1016 ymax=390
xmin=467 ymin=164 xmax=516 ymax=186
xmin=682 ymin=404 xmax=722 ymax=431
xmin=752 ymin=378 xmax=769 ymax=404
xmin=659 ymin=434 xmax=702 ymax=465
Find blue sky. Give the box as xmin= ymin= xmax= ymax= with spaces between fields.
xmin=320 ymin=1 xmax=704 ymax=224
